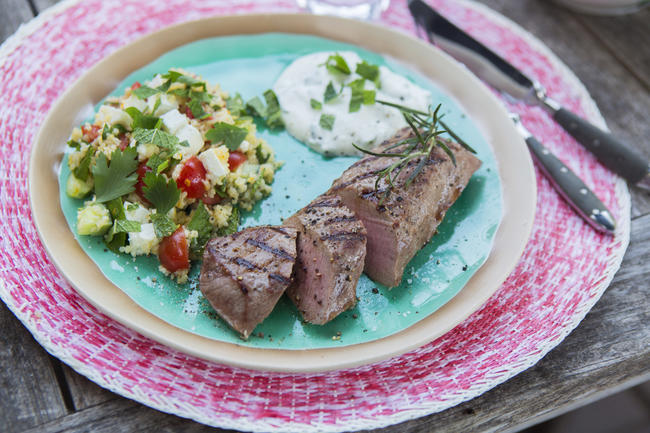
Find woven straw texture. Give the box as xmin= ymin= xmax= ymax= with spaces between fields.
xmin=0 ymin=0 xmax=630 ymax=431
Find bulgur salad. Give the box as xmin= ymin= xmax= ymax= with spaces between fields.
xmin=64 ymin=69 xmax=280 ymax=283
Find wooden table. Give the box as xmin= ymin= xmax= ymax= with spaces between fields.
xmin=1 ymin=1 xmax=648 ymax=432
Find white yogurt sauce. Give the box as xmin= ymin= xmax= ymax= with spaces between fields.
xmin=273 ymin=51 xmax=431 ymax=157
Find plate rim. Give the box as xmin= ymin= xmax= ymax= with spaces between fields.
xmin=29 ymin=13 xmax=536 ymax=372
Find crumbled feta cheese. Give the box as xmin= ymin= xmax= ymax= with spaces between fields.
xmin=174 ymin=124 xmax=204 ymax=160
xmin=147 ymin=94 xmax=178 ymax=116
xmin=121 ymin=95 xmax=147 ymax=113
xmin=160 ymin=109 xmax=188 ymax=135
xmin=124 ymin=223 xmax=158 ymax=256
xmin=137 ymin=141 xmax=157 ymax=161
xmin=239 ymin=140 xmax=251 ymax=152
xmin=124 ymin=202 xmax=151 ymax=224
xmin=198 ymin=145 xmax=230 ymax=183
xmin=95 ymin=105 xmax=132 ymax=128
xmin=147 ymin=74 xmax=165 ymax=89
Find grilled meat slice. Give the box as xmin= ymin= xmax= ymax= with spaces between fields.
xmin=199 ymin=225 xmax=298 ymax=339
xmin=284 ymin=194 xmax=367 ymax=325
xmin=328 ymin=128 xmax=481 ymax=287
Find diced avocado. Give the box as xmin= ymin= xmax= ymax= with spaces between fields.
xmin=66 ymin=173 xmax=93 ymax=198
xmin=77 ymin=202 xmax=112 ymax=235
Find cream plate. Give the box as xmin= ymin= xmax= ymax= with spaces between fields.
xmin=29 ymin=14 xmax=536 ymax=372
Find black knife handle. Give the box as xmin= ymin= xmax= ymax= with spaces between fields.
xmin=526 ymin=135 xmax=615 ymax=233
xmin=553 ymin=107 xmax=648 ymax=184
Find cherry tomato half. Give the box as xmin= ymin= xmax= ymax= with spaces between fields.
xmin=176 ymin=156 xmax=207 ymax=199
xmin=131 ymin=81 xmax=142 ymax=90
xmin=135 ymin=161 xmax=152 ymax=205
xmin=159 ymin=227 xmax=189 ymax=273
xmin=81 ymin=124 xmax=101 ymax=142
xmin=228 ymin=150 xmax=247 ymax=172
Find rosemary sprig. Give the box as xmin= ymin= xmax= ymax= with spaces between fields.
xmin=352 ymin=100 xmax=476 ymax=205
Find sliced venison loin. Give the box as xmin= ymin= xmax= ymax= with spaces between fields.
xmin=199 ymin=225 xmax=298 ymax=339
xmin=284 ymin=194 xmax=367 ymax=325
xmin=328 ymin=128 xmax=481 ymax=288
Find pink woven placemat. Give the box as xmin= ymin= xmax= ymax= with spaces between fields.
xmin=0 ymin=0 xmax=629 ymax=431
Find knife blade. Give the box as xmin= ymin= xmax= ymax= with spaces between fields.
xmin=408 ymin=0 xmax=650 ymax=190
xmin=510 ymin=114 xmax=616 ymax=234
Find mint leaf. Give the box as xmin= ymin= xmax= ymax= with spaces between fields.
xmin=125 ymin=107 xmax=160 ymax=130
xmin=187 ymin=203 xmax=213 ymax=257
xmin=92 ymin=147 xmax=139 ymax=203
xmin=73 ymin=148 xmax=93 ymax=181
xmin=133 ymin=128 xmax=179 ymax=150
xmin=188 ymin=99 xmax=207 ymax=119
xmin=150 ymin=213 xmax=178 ymax=239
xmin=263 ymin=89 xmax=284 ymax=129
xmin=216 ymin=206 xmax=239 ymax=237
xmin=363 ymin=89 xmax=376 ymax=105
xmin=319 ymin=114 xmax=335 ymax=131
xmin=132 ymin=85 xmax=159 ymax=99
xmin=205 ymin=123 xmax=248 ymax=151
xmin=142 ymin=172 xmax=180 ymax=214
xmin=114 ymin=219 xmax=142 ymax=233
xmin=177 ymin=74 xmax=206 ymax=90
xmin=325 ymin=53 xmax=351 ymax=75
xmin=226 ymin=93 xmax=246 ymax=117
xmin=310 ymin=98 xmax=322 ymax=110
xmin=324 ymin=81 xmax=338 ymax=103
xmin=355 ymin=61 xmax=380 ymax=86
xmin=348 ymin=78 xmax=366 ymax=113
xmin=256 ymin=144 xmax=269 ymax=164
xmin=104 ymin=197 xmax=126 ymax=252
xmin=245 ymin=96 xmax=266 ymax=118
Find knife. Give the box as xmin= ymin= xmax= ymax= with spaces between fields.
xmin=511 ymin=114 xmax=615 ymax=233
xmin=408 ymin=0 xmax=650 ymax=190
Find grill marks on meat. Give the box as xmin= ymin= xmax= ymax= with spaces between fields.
xmin=328 ymin=128 xmax=481 ymax=287
xmin=284 ymin=194 xmax=367 ymax=325
xmin=199 ymin=225 xmax=298 ymax=339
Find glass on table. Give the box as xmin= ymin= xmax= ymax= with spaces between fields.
xmin=296 ymin=0 xmax=390 ymax=20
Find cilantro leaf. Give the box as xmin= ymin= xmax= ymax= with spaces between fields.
xmin=142 ymin=171 xmax=180 ymax=214
xmin=216 ymin=206 xmax=239 ymax=237
xmin=319 ymin=114 xmax=335 ymax=131
xmin=150 ymin=213 xmax=178 ymax=238
xmin=355 ymin=61 xmax=380 ymax=86
xmin=310 ymin=98 xmax=322 ymax=110
xmin=256 ymin=144 xmax=269 ymax=164
xmin=245 ymin=96 xmax=267 ymax=118
xmin=226 ymin=93 xmax=246 ymax=117
xmin=324 ymin=81 xmax=338 ymax=103
xmin=73 ymin=148 xmax=93 ymax=181
xmin=325 ymin=53 xmax=351 ymax=75
xmin=92 ymin=147 xmax=139 ymax=203
xmin=132 ymin=85 xmax=159 ymax=99
xmin=187 ymin=203 xmax=213 ymax=258
xmin=125 ymin=107 xmax=160 ymax=130
xmin=263 ymin=89 xmax=284 ymax=129
xmin=132 ymin=128 xmax=179 ymax=150
xmin=205 ymin=123 xmax=248 ymax=151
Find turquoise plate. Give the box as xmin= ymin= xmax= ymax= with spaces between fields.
xmin=59 ymin=33 xmax=502 ymax=349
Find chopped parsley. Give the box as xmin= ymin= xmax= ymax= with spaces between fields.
xmin=319 ymin=114 xmax=335 ymax=131
xmin=101 ymin=123 xmax=110 ymax=140
xmin=132 ymin=85 xmax=159 ymax=99
xmin=104 ymin=197 xmax=127 ymax=252
xmin=245 ymin=96 xmax=266 ymax=118
xmin=73 ymin=148 xmax=93 ymax=181
xmin=310 ymin=98 xmax=322 ymax=110
xmin=187 ymin=203 xmax=213 ymax=258
xmin=324 ymin=81 xmax=339 ymax=103
xmin=355 ymin=61 xmax=380 ymax=87
xmin=188 ymin=99 xmax=207 ymax=119
xmin=263 ymin=89 xmax=284 ymax=129
xmin=92 ymin=147 xmax=139 ymax=203
xmin=216 ymin=206 xmax=239 ymax=237
xmin=226 ymin=93 xmax=246 ymax=117
xmin=256 ymin=144 xmax=270 ymax=164
xmin=205 ymin=122 xmax=248 ymax=151
xmin=125 ymin=107 xmax=160 ymax=130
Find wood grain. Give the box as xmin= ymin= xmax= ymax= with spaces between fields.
xmin=0 ymin=0 xmax=648 ymax=432
xmin=0 ymin=304 xmax=68 ymax=432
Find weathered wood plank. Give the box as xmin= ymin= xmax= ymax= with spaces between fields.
xmin=61 ymin=365 xmax=117 ymax=410
xmin=576 ymin=8 xmax=650 ymax=91
xmin=0 ymin=0 xmax=34 ymax=42
xmin=477 ymin=0 xmax=650 ymax=218
xmin=0 ymin=303 xmax=69 ymax=432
